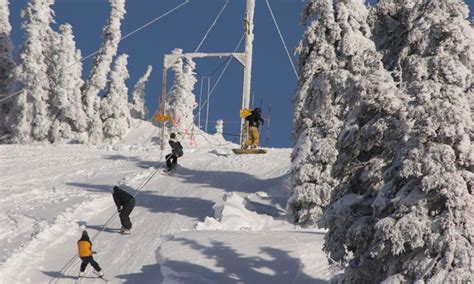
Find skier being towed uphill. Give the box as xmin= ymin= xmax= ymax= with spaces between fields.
xmin=77 ymin=230 xmax=104 ymax=278
xmin=112 ymin=186 xmax=135 ymax=234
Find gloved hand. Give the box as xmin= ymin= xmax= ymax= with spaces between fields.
xmin=92 ymin=251 xmax=97 ymax=254
xmin=261 ymin=120 xmax=264 ymax=125
xmin=118 ymin=207 xmax=122 ymax=213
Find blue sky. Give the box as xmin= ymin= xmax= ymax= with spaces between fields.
xmin=7 ymin=0 xmax=474 ymax=148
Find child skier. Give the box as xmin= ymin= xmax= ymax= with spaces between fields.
xmin=165 ymin=133 xmax=183 ymax=172
xmin=112 ymin=186 xmax=136 ymax=234
xmin=77 ymin=230 xmax=103 ymax=278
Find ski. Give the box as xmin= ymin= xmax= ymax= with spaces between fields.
xmin=94 ymin=272 xmax=110 ymax=283
xmin=75 ymin=273 xmax=110 ymax=283
xmin=160 ymin=167 xmax=177 ymax=175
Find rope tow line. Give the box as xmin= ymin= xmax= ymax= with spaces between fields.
xmin=197 ymin=32 xmax=245 ymax=115
xmin=82 ymin=0 xmax=191 ymax=63
xmin=148 ymin=0 xmax=230 ymax=120
xmin=265 ymin=0 xmax=299 ymax=80
xmin=193 ymin=0 xmax=230 ymax=53
xmin=0 ymin=0 xmax=190 ymax=104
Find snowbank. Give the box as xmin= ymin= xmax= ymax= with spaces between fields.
xmin=195 ymin=193 xmax=272 ymax=231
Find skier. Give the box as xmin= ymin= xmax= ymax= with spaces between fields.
xmin=77 ymin=230 xmax=104 ymax=278
xmin=165 ymin=133 xmax=183 ymax=172
xmin=243 ymin=107 xmax=264 ymax=149
xmin=112 ymin=186 xmax=135 ymax=234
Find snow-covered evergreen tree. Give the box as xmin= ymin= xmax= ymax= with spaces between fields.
xmin=8 ymin=0 xmax=55 ymax=143
xmin=365 ymin=0 xmax=472 ymax=282
xmin=0 ymin=0 xmax=13 ymax=96
xmin=49 ymin=24 xmax=87 ymax=142
xmin=129 ymin=65 xmax=152 ymax=120
xmin=320 ymin=0 xmax=474 ymax=282
xmin=287 ymin=0 xmax=345 ymax=226
xmin=166 ymin=48 xmax=197 ymax=133
xmin=82 ymin=0 xmax=126 ymax=143
xmin=0 ymin=0 xmax=15 ymax=137
xmin=314 ymin=0 xmax=408 ymax=281
xmin=101 ymin=54 xmax=131 ymax=142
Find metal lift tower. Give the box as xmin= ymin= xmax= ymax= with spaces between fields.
xmin=159 ymin=0 xmax=255 ymax=150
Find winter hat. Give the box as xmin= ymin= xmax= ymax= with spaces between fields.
xmin=170 ymin=133 xmax=176 ymax=139
xmin=113 ymin=186 xmax=121 ymax=192
xmin=254 ymin=107 xmax=261 ymax=113
xmin=82 ymin=230 xmax=88 ymax=237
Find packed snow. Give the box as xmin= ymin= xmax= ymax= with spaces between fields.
xmin=0 ymin=122 xmax=338 ymax=283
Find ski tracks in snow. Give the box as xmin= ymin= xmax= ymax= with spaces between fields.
xmin=0 ymin=145 xmax=328 ymax=283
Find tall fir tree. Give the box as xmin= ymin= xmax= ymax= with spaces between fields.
xmin=82 ymin=0 xmax=126 ymax=144
xmin=9 ymin=0 xmax=56 ymax=143
xmin=129 ymin=65 xmax=152 ymax=120
xmin=166 ymin=48 xmax=197 ymax=133
xmin=347 ymin=0 xmax=473 ymax=281
xmin=316 ymin=0 xmax=409 ymax=282
xmin=0 ymin=0 xmax=15 ymax=138
xmin=287 ymin=0 xmax=345 ymax=226
xmin=49 ymin=24 xmax=87 ymax=143
xmin=101 ymin=54 xmax=131 ymax=142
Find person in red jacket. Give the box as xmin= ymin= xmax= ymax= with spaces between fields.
xmin=77 ymin=230 xmax=103 ymax=278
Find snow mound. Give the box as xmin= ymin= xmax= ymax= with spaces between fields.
xmin=196 ymin=193 xmax=271 ymax=231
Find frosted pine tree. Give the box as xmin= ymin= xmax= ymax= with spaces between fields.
xmin=367 ymin=0 xmax=472 ymax=282
xmin=0 ymin=0 xmax=15 ymax=138
xmin=166 ymin=49 xmax=197 ymax=133
xmin=287 ymin=0 xmax=345 ymax=226
xmin=129 ymin=65 xmax=152 ymax=120
xmin=82 ymin=0 xmax=126 ymax=143
xmin=316 ymin=0 xmax=408 ymax=281
xmin=101 ymin=54 xmax=131 ymax=142
xmin=9 ymin=0 xmax=56 ymax=142
xmin=320 ymin=0 xmax=474 ymax=282
xmin=49 ymin=24 xmax=87 ymax=142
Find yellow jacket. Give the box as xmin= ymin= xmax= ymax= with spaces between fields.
xmin=78 ymin=240 xmax=92 ymax=257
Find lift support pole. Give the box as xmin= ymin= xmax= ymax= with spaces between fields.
xmin=240 ymin=0 xmax=255 ymax=145
xmin=159 ymin=0 xmax=255 ymax=150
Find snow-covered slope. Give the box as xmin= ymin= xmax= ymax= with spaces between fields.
xmin=0 ymin=123 xmax=336 ymax=283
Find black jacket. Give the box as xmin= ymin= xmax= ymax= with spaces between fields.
xmin=113 ymin=186 xmax=134 ymax=209
xmin=246 ymin=110 xmax=264 ymax=128
xmin=169 ymin=138 xmax=183 ymax=157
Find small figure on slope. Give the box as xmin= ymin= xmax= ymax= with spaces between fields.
xmin=77 ymin=230 xmax=104 ymax=278
xmin=112 ymin=186 xmax=135 ymax=234
xmin=243 ymin=107 xmax=264 ymax=149
xmin=165 ymin=132 xmax=183 ymax=172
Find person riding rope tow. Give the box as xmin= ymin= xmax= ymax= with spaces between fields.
xmin=113 ymin=186 xmax=135 ymax=234
xmin=77 ymin=230 xmax=104 ymax=278
xmin=243 ymin=107 xmax=264 ymax=149
xmin=165 ymin=133 xmax=183 ymax=172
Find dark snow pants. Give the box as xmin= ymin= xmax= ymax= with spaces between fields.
xmin=166 ymin=153 xmax=178 ymax=170
xmin=119 ymin=199 xmax=135 ymax=230
xmin=80 ymin=256 xmax=101 ymax=272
